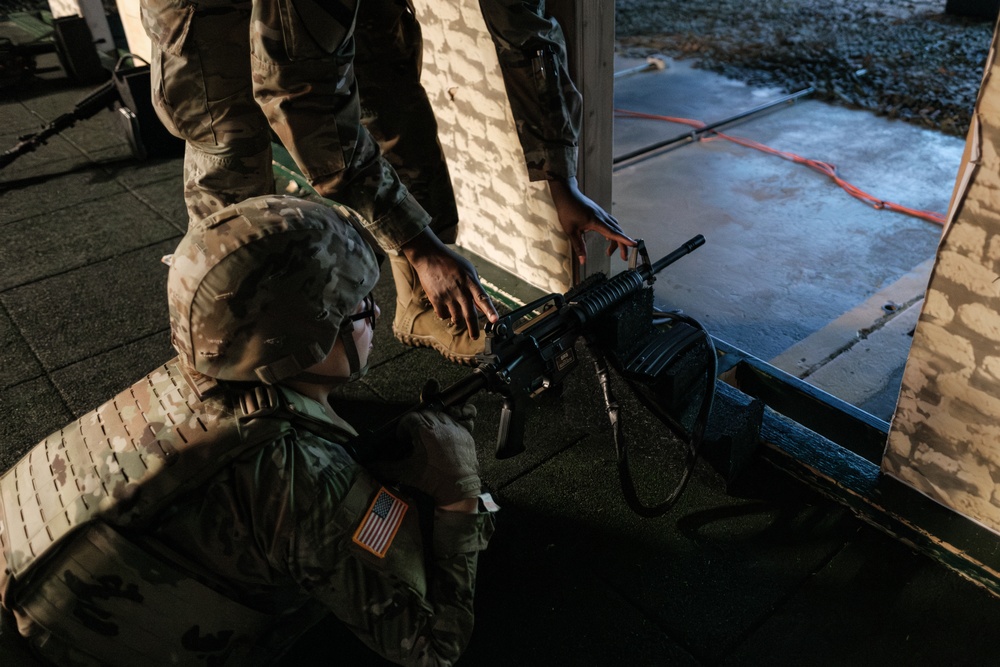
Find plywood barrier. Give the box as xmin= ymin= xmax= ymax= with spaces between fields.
xmin=884 ymin=16 xmax=1000 ymax=536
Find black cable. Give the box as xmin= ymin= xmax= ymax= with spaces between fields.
xmin=590 ymin=309 xmax=717 ymax=518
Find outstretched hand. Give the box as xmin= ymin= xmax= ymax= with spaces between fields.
xmin=548 ymin=176 xmax=636 ymax=265
xmin=401 ymin=229 xmax=499 ymax=339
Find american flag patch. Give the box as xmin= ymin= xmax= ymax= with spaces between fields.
xmin=353 ymin=487 xmax=408 ymax=558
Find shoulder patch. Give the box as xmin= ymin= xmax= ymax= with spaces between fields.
xmin=352 ymin=487 xmax=408 ymax=558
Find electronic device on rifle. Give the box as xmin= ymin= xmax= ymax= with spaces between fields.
xmin=351 ymin=235 xmax=717 ymax=517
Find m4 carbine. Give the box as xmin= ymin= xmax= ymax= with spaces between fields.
xmin=355 ymin=234 xmax=705 ymax=444
xmin=353 ymin=235 xmax=713 ymax=515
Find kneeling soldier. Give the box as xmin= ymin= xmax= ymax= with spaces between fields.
xmin=0 ymin=195 xmax=496 ymax=666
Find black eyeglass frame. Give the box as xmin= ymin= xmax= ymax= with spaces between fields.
xmin=345 ymin=294 xmax=377 ymax=331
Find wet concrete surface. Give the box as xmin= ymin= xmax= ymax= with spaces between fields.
xmin=3 ymin=23 xmax=1000 ymax=667
xmin=612 ymin=55 xmax=962 ymax=420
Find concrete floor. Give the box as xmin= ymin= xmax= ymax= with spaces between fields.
xmin=612 ymin=55 xmax=962 ymax=421
xmin=2 ymin=32 xmax=1000 ymax=667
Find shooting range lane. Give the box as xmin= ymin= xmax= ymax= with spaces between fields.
xmin=5 ymin=14 xmax=1000 ymax=666
xmin=612 ymin=55 xmax=963 ymax=420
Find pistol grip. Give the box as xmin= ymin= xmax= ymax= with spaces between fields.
xmin=495 ymin=396 xmax=527 ymax=459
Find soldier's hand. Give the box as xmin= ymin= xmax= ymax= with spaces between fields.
xmin=420 ymin=379 xmax=476 ymax=433
xmin=401 ymin=229 xmax=499 ymax=338
xmin=385 ymin=407 xmax=481 ymax=505
xmin=548 ymin=176 xmax=636 ymax=265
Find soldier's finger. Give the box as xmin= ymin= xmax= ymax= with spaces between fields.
xmin=605 ymin=239 xmax=623 ymax=257
xmin=590 ymin=218 xmax=635 ymax=244
xmin=475 ymin=290 xmax=498 ymax=322
xmin=429 ymin=293 xmax=451 ymax=320
xmin=572 ymin=233 xmax=587 ymax=265
xmin=460 ymin=290 xmax=481 ymax=338
xmin=601 ymin=215 xmax=628 ymax=235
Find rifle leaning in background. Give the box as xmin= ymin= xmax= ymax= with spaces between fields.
xmin=1 ymin=59 xmax=183 ymax=171
xmin=351 ymin=235 xmax=717 ymax=517
xmin=0 ymin=77 xmax=116 ymax=170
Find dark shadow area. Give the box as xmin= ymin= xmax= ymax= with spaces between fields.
xmin=0 ymin=155 xmax=137 ymax=190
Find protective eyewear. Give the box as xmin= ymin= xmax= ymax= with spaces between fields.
xmin=345 ymin=294 xmax=377 ymax=330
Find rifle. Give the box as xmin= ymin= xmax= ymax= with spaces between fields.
xmin=0 ymin=77 xmax=117 ymax=170
xmin=351 ymin=235 xmax=715 ymax=516
xmin=1 ymin=58 xmax=182 ymax=171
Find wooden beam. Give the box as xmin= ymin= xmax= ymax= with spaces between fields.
xmin=759 ymin=405 xmax=1000 ymax=597
xmin=709 ymin=341 xmax=1000 ymax=598
xmin=547 ymin=0 xmax=615 ymax=280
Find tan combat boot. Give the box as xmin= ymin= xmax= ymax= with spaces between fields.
xmin=389 ymin=254 xmax=485 ymax=365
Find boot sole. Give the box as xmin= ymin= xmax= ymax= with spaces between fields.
xmin=393 ymin=329 xmax=481 ymax=367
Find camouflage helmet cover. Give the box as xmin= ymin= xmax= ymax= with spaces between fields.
xmin=168 ymin=196 xmax=379 ymax=384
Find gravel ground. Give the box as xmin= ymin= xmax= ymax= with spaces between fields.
xmin=615 ymin=0 xmax=996 ymax=137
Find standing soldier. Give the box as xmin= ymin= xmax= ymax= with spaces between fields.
xmin=140 ymin=0 xmax=499 ymax=343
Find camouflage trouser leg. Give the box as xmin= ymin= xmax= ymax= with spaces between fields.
xmin=142 ymin=0 xmax=273 ymax=225
xmin=248 ymin=0 xmax=429 ymax=246
xmin=142 ymin=0 xmax=428 ymax=246
xmin=355 ymin=0 xmax=459 ymax=244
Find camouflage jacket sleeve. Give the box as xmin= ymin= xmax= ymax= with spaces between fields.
xmin=478 ymin=0 xmax=582 ymax=182
xmin=249 ymin=0 xmax=433 ymax=252
xmin=285 ymin=432 xmax=496 ymax=666
xmin=335 ymin=128 xmax=435 ymax=251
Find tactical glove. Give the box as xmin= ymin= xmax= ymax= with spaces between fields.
xmin=389 ymin=404 xmax=481 ymax=505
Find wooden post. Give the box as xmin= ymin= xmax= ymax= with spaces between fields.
xmin=548 ymin=0 xmax=616 ymax=280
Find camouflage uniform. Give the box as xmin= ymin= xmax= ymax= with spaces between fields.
xmin=141 ymin=0 xmax=581 ymax=240
xmin=0 ymin=363 xmax=493 ymax=666
xmin=355 ymin=0 xmax=583 ymax=241
xmin=0 ymin=197 xmax=495 ymax=665
xmin=476 ymin=0 xmax=582 ymax=182
xmin=355 ymin=0 xmax=460 ymax=244
xmin=140 ymin=0 xmax=430 ymax=249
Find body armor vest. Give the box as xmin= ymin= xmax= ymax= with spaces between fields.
xmin=0 ymin=358 xmax=322 ymax=665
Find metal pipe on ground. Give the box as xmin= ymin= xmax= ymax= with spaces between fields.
xmin=612 ymin=87 xmax=815 ymax=168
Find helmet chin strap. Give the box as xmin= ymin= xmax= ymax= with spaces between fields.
xmin=290 ymin=325 xmax=369 ymax=385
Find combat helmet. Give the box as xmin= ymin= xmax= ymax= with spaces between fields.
xmin=167 ymin=195 xmax=379 ymax=384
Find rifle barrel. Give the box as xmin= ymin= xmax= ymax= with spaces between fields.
xmin=649 ymin=234 xmax=705 ymax=276
xmin=1 ymin=80 xmax=117 ymax=172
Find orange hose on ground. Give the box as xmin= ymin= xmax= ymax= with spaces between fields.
xmin=615 ymin=108 xmax=946 ymax=226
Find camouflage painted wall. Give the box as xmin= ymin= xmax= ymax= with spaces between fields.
xmin=414 ymin=0 xmax=571 ymax=293
xmin=884 ymin=19 xmax=1000 ymax=535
